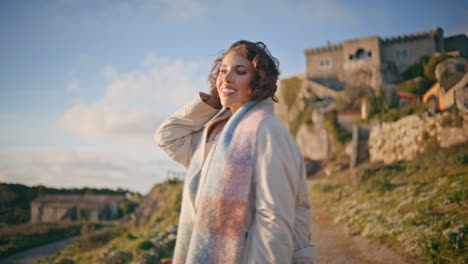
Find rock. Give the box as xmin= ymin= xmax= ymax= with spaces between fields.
xmin=148 ymin=248 xmax=158 ymax=256
xmin=160 ymin=257 xmax=173 ymax=263
xmin=150 ymin=235 xmax=163 ymax=244
xmin=296 ymin=113 xmax=333 ymax=160
xmin=166 ymin=233 xmax=177 ymax=241
xmin=440 ymin=127 xmax=466 ymax=147
xmin=166 ymin=225 xmax=177 ymax=234
xmin=435 ymin=57 xmax=468 ymax=82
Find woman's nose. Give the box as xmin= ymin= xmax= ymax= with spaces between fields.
xmin=224 ymin=70 xmax=233 ymax=82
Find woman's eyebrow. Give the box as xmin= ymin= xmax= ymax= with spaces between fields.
xmin=220 ymin=64 xmax=249 ymax=69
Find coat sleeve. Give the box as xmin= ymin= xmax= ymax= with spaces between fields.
xmin=243 ymin=118 xmax=314 ymax=264
xmin=154 ymin=93 xmax=220 ymax=168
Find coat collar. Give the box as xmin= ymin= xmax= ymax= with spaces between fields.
xmin=208 ymin=98 xmax=275 ymax=126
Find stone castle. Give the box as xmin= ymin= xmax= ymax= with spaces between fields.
xmin=304 ymin=27 xmax=467 ymax=92
xmin=275 ymin=27 xmax=468 ymax=162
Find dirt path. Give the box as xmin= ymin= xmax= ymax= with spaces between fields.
xmin=0 ymin=238 xmax=75 ymax=264
xmin=309 ymin=185 xmax=425 ymax=263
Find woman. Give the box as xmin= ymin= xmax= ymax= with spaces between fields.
xmin=154 ymin=40 xmax=315 ymax=264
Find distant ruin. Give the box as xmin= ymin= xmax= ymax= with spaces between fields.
xmin=30 ymin=194 xmax=123 ymax=223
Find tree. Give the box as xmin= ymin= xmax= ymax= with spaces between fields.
xmin=424 ymin=54 xmax=451 ymax=81
xmin=335 ymin=85 xmax=371 ymax=111
xmin=396 ymin=77 xmax=432 ymax=96
xmin=401 ymin=56 xmax=430 ymax=81
xmin=280 ymin=76 xmax=302 ymax=110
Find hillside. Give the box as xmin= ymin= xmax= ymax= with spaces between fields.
xmin=310 ymin=142 xmax=467 ymax=264
xmin=34 ymin=179 xmax=183 ymax=264
xmin=19 ymin=140 xmax=467 ymax=264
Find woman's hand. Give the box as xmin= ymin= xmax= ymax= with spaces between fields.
xmin=200 ymin=92 xmax=222 ymax=109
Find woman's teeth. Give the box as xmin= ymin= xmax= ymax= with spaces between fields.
xmin=222 ymin=88 xmax=235 ymax=93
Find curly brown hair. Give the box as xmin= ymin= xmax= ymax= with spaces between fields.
xmin=208 ymin=40 xmax=280 ymax=103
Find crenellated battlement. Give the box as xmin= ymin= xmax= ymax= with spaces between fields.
xmin=382 ymin=28 xmax=442 ymax=45
xmin=303 ymin=27 xmax=466 ymax=93
xmin=305 ymin=43 xmax=343 ymax=55
xmin=305 ymin=28 xmax=444 ymax=56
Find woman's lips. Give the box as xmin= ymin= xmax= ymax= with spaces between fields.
xmin=220 ymin=87 xmax=237 ymax=96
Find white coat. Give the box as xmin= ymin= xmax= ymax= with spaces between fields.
xmin=154 ymin=94 xmax=315 ymax=263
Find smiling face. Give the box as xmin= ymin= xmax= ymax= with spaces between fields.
xmin=216 ymin=52 xmax=254 ymax=113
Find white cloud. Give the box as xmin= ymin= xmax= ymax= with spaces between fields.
xmin=61 ymin=54 xmax=208 ymax=145
xmin=0 ymin=148 xmax=184 ymax=194
xmin=61 ymin=104 xmax=162 ymax=145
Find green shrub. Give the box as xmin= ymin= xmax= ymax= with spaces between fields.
xmin=364 ymin=94 xmax=385 ymax=120
xmin=379 ymin=103 xmax=429 ymax=122
xmin=280 ymin=77 xmax=302 ymax=110
xmin=57 ymin=258 xmax=75 ymax=264
xmin=74 ymin=226 xmax=124 ymax=252
xmin=138 ymin=240 xmax=154 ymax=250
xmin=119 ymin=199 xmax=139 ymax=217
xmin=335 ymin=85 xmax=370 ymax=111
xmin=289 ymin=104 xmax=313 ymax=138
xmin=441 ymin=109 xmax=464 ymax=128
xmin=126 ymin=233 xmax=137 ymax=240
xmin=449 ymin=152 xmax=468 ymax=165
xmin=103 ymin=251 xmax=132 ymax=264
xmin=401 ymin=56 xmax=430 ymax=81
xmin=424 ymin=54 xmax=451 ymax=81
xmin=312 ymin=183 xmax=338 ymax=193
xmin=323 ymin=110 xmax=351 ymax=147
xmin=396 ymin=77 xmax=433 ymax=96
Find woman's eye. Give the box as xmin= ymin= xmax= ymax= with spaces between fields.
xmin=219 ymin=69 xmax=227 ymax=74
xmin=236 ymin=70 xmax=246 ymax=75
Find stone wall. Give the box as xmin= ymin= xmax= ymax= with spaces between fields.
xmin=369 ymin=110 xmax=468 ymax=164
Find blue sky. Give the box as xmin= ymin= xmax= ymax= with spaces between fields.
xmin=0 ymin=0 xmax=467 ymax=194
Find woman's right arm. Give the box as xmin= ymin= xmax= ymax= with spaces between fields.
xmin=154 ymin=92 xmax=221 ymax=168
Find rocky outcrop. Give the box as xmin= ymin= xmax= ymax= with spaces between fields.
xmin=296 ymin=110 xmax=333 ymax=160
xmin=435 ymin=57 xmax=468 ymax=82
xmin=369 ymin=110 xmax=468 ymax=163
xmin=276 ymin=74 xmax=337 ymax=160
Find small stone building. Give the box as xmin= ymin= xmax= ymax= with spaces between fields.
xmin=398 ymin=92 xmax=421 ymax=107
xmin=30 ymin=194 xmax=124 ymax=223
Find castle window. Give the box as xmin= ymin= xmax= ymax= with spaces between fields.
xmin=320 ymin=59 xmax=332 ymax=67
xmin=356 ymin=49 xmax=366 ymax=59
xmin=395 ymin=49 xmax=409 ymax=59
xmin=353 ymin=49 xmax=372 ymax=60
